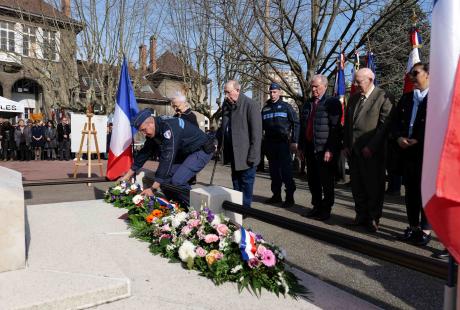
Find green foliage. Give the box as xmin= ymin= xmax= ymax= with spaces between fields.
xmin=104 ymin=182 xmax=310 ymax=300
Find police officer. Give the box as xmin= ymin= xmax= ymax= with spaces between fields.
xmin=262 ymin=82 xmax=299 ymax=208
xmin=121 ymin=109 xmax=215 ymax=204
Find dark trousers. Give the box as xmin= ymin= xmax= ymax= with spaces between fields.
xmin=162 ymin=150 xmax=213 ymax=205
xmin=305 ymin=143 xmax=335 ymax=213
xmin=404 ymin=160 xmax=430 ymax=230
xmin=266 ymin=141 xmax=295 ymax=199
xmin=18 ymin=143 xmax=30 ymax=161
xmin=350 ymin=152 xmax=386 ymax=222
xmin=59 ymin=140 xmax=71 ymax=160
xmin=231 ymin=165 xmax=257 ymax=208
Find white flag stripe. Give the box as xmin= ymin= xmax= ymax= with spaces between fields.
xmin=422 ymin=0 xmax=460 ymax=206
xmin=110 ymin=101 xmax=132 ymax=156
xmin=406 ymin=48 xmax=420 ymax=73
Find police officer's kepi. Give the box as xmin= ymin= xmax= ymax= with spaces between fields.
xmin=269 ymin=82 xmax=281 ymax=90
xmin=132 ymin=109 xmax=154 ymax=129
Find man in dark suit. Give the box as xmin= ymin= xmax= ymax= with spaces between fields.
xmin=393 ymin=62 xmax=431 ymax=245
xmin=299 ymin=75 xmax=342 ymax=220
xmin=343 ymin=68 xmax=393 ymax=232
xmin=219 ymin=80 xmax=262 ymax=208
xmin=171 ymin=95 xmax=199 ymax=127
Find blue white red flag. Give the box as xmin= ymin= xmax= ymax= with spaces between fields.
xmin=155 ymin=196 xmax=178 ymax=209
xmin=239 ymin=227 xmax=256 ymax=261
xmin=334 ymin=51 xmax=346 ymax=124
xmin=366 ymin=51 xmax=377 ymax=85
xmin=422 ymin=0 xmax=460 ymax=262
xmin=106 ymin=57 xmax=139 ymax=180
xmin=403 ymin=27 xmax=422 ymax=93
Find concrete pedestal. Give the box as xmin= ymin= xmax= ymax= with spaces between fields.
xmin=0 ymin=166 xmax=25 ymax=273
xmin=190 ymin=186 xmax=243 ymax=225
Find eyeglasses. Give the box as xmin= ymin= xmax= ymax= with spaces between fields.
xmin=411 ymin=70 xmax=422 ymax=77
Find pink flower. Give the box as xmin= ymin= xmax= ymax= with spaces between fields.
xmin=261 ymin=249 xmax=276 ymax=267
xmin=256 ymin=245 xmax=267 ymax=257
xmin=189 ymin=219 xmax=201 ymax=228
xmin=161 ymin=224 xmax=171 ymax=232
xmin=189 ymin=210 xmax=199 ymax=219
xmin=181 ymin=225 xmax=192 ymax=235
xmin=195 ymin=246 xmax=207 ymax=257
xmin=248 ymin=257 xmax=261 ymax=269
xmin=216 ymin=224 xmax=229 ymax=236
xmin=215 ymin=251 xmax=224 ymax=260
xmin=159 ymin=234 xmax=171 ymax=241
xmin=204 ymin=234 xmax=219 ymax=243
xmin=197 ymin=228 xmax=205 ymax=240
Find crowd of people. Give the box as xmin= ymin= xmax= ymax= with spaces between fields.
xmin=0 ymin=117 xmax=71 ymax=161
xmin=124 ymin=63 xmax=432 ymax=250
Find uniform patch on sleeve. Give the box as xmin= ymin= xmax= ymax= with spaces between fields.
xmin=163 ymin=130 xmax=172 ymax=139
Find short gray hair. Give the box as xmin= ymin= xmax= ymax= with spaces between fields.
xmin=356 ymin=68 xmax=375 ymax=81
xmin=225 ymin=80 xmax=241 ymax=90
xmin=312 ymin=74 xmax=328 ymax=86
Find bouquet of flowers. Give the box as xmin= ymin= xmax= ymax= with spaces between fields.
xmin=104 ymin=182 xmax=308 ymax=299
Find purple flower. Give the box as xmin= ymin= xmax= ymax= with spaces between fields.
xmin=255 ymin=234 xmax=264 ymax=242
xmin=206 ymin=208 xmax=215 ymax=222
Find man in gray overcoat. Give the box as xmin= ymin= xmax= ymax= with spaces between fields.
xmin=219 ymin=80 xmax=262 ymax=208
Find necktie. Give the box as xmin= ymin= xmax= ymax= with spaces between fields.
xmin=353 ymin=95 xmax=366 ymax=122
xmin=306 ymin=98 xmax=319 ymax=141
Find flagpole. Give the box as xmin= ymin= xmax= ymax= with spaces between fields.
xmin=443 ymin=254 xmax=457 ymax=310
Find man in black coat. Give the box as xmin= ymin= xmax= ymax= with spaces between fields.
xmin=219 ymin=80 xmax=262 ymax=208
xmin=262 ymin=82 xmax=299 ymax=208
xmin=393 ymin=62 xmax=431 ymax=246
xmin=57 ymin=116 xmax=71 ymax=160
xmin=299 ymin=75 xmax=342 ymax=221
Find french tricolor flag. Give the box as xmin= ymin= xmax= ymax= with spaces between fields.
xmin=422 ymin=0 xmax=460 ymax=262
xmin=403 ymin=27 xmax=422 ymax=93
xmin=239 ymin=227 xmax=257 ymax=261
xmin=106 ymin=58 xmax=139 ymax=180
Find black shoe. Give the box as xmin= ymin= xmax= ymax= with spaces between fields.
xmin=414 ymin=231 xmax=431 ymax=246
xmin=433 ymin=249 xmax=449 ymax=259
xmin=305 ymin=208 xmax=320 ymax=218
xmin=314 ymin=212 xmax=331 ymax=221
xmin=281 ymin=200 xmax=294 ymax=208
xmin=397 ymin=227 xmax=416 ymax=241
xmin=265 ymin=195 xmax=282 ymax=204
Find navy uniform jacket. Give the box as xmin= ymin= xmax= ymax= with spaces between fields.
xmin=131 ymin=116 xmax=211 ymax=183
xmin=261 ymin=98 xmax=299 ymax=144
xmin=174 ymin=108 xmax=198 ymax=127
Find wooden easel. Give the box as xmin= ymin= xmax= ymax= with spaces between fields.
xmin=73 ymin=106 xmax=103 ymax=178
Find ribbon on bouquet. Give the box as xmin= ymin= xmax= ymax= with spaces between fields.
xmin=239 ymin=227 xmax=257 ymax=261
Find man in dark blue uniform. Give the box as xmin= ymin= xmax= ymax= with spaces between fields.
xmin=121 ymin=109 xmax=214 ymax=203
xmin=262 ymin=82 xmax=299 ymax=208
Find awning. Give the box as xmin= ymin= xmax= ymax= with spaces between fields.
xmin=0 ymin=96 xmax=24 ymax=114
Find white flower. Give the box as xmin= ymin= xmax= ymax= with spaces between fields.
xmin=172 ymin=212 xmax=187 ymax=228
xmin=211 ymin=215 xmax=221 ymax=226
xmin=113 ymin=186 xmax=122 ymax=191
xmin=132 ymin=195 xmax=144 ymax=205
xmin=166 ymin=244 xmax=176 ymax=251
xmin=125 ymin=189 xmax=131 ymax=194
xmin=178 ymin=240 xmax=196 ymax=262
xmin=120 ymin=181 xmax=127 ymax=189
xmin=231 ymin=265 xmax=243 ymax=274
xmin=219 ymin=238 xmax=229 ymax=250
xmin=130 ymin=184 xmax=138 ymax=191
xmin=232 ymin=230 xmax=241 ymax=244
